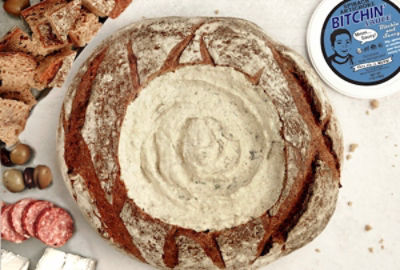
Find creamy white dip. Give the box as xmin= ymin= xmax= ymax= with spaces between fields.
xmin=119 ymin=65 xmax=285 ymax=231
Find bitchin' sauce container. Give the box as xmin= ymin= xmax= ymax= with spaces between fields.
xmin=308 ymin=0 xmax=400 ymax=98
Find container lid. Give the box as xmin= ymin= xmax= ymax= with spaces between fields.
xmin=307 ymin=0 xmax=400 ymax=98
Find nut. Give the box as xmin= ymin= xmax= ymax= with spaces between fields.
xmin=1 ymin=148 xmax=13 ymax=167
xmin=3 ymin=0 xmax=30 ymax=16
xmin=23 ymin=167 xmax=35 ymax=189
xmin=3 ymin=169 xmax=25 ymax=193
xmin=34 ymin=165 xmax=53 ymax=189
xmin=10 ymin=143 xmax=31 ymax=165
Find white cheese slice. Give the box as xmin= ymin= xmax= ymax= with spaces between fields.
xmin=63 ymin=253 xmax=96 ymax=270
xmin=21 ymin=261 xmax=30 ymax=270
xmin=35 ymin=248 xmax=66 ymax=270
xmin=1 ymin=249 xmax=30 ymax=270
xmin=35 ymin=248 xmax=96 ymax=270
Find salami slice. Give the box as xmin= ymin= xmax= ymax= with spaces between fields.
xmin=10 ymin=198 xmax=36 ymax=238
xmin=35 ymin=207 xmax=74 ymax=247
xmin=22 ymin=200 xmax=53 ymax=237
xmin=0 ymin=201 xmax=5 ymax=216
xmin=1 ymin=204 xmax=26 ymax=243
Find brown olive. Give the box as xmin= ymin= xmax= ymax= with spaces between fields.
xmin=3 ymin=0 xmax=30 ymax=16
xmin=10 ymin=144 xmax=31 ymax=165
xmin=1 ymin=148 xmax=13 ymax=167
xmin=3 ymin=169 xmax=25 ymax=193
xmin=34 ymin=165 xmax=53 ymax=189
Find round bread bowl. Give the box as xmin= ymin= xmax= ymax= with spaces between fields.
xmin=57 ymin=17 xmax=343 ymax=270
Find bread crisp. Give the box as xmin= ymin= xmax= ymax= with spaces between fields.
xmin=49 ymin=51 xmax=77 ymax=88
xmin=0 ymin=52 xmax=37 ymax=90
xmin=0 ymin=98 xmax=30 ymax=146
xmin=0 ymin=27 xmax=38 ymax=56
xmin=0 ymin=87 xmax=36 ymax=109
xmin=58 ymin=17 xmax=343 ymax=270
xmin=46 ymin=0 xmax=82 ymax=42
xmin=81 ymin=0 xmax=115 ymax=17
xmin=68 ymin=9 xmax=102 ymax=47
xmin=34 ymin=47 xmax=76 ymax=90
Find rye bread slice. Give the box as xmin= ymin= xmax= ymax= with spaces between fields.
xmin=21 ymin=0 xmax=67 ymax=30
xmin=46 ymin=0 xmax=82 ymax=42
xmin=0 ymin=52 xmax=37 ymax=90
xmin=34 ymin=47 xmax=76 ymax=89
xmin=81 ymin=0 xmax=115 ymax=17
xmin=49 ymin=50 xmax=77 ymax=88
xmin=0 ymin=27 xmax=38 ymax=56
xmin=0 ymin=87 xmax=37 ymax=109
xmin=68 ymin=9 xmax=102 ymax=47
xmin=0 ymin=98 xmax=30 ymax=146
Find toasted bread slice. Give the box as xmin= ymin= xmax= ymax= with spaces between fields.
xmin=32 ymin=21 xmax=69 ymax=56
xmin=0 ymin=87 xmax=37 ymax=109
xmin=81 ymin=0 xmax=115 ymax=17
xmin=0 ymin=27 xmax=38 ymax=56
xmin=109 ymin=0 xmax=131 ymax=18
xmin=49 ymin=50 xmax=77 ymax=88
xmin=46 ymin=0 xmax=82 ymax=41
xmin=0 ymin=98 xmax=31 ymax=146
xmin=34 ymin=47 xmax=76 ymax=89
xmin=21 ymin=0 xmax=67 ymax=29
xmin=68 ymin=10 xmax=102 ymax=47
xmin=21 ymin=0 xmax=69 ymax=56
xmin=0 ymin=52 xmax=37 ymax=90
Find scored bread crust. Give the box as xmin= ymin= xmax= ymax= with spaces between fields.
xmin=57 ymin=17 xmax=343 ymax=269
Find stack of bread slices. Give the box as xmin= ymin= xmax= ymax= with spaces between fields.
xmin=0 ymin=0 xmax=130 ymax=146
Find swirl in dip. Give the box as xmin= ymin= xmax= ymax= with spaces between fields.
xmin=119 ymin=65 xmax=285 ymax=231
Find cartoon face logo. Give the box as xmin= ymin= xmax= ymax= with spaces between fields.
xmin=331 ymin=31 xmax=352 ymax=57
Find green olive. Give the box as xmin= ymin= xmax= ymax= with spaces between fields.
xmin=34 ymin=165 xmax=53 ymax=189
xmin=10 ymin=144 xmax=32 ymax=165
xmin=3 ymin=169 xmax=25 ymax=193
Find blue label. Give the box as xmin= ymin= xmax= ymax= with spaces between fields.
xmin=321 ymin=0 xmax=400 ymax=85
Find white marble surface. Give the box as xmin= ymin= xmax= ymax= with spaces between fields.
xmin=1 ymin=0 xmax=400 ymax=269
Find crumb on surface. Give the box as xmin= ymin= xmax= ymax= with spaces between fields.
xmin=392 ymin=165 xmax=396 ymax=168
xmin=395 ymin=144 xmax=398 ymax=147
xmin=349 ymin=144 xmax=359 ymax=152
xmin=368 ymin=247 xmax=374 ymax=253
xmin=346 ymin=154 xmax=352 ymax=160
xmin=214 ymin=9 xmax=219 ymax=15
xmin=366 ymin=110 xmax=370 ymax=115
xmin=347 ymin=201 xmax=353 ymax=206
xmin=370 ymin=99 xmax=379 ymax=109
xmin=315 ymin=248 xmax=320 ymax=253
xmin=380 ymin=245 xmax=384 ymax=250
xmin=364 ymin=224 xmax=373 ymax=231
xmin=379 ymin=238 xmax=384 ymax=244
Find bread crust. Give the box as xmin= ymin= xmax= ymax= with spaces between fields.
xmin=57 ymin=17 xmax=342 ymax=269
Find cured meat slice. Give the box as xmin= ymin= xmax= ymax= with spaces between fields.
xmin=1 ymin=204 xmax=26 ymax=243
xmin=35 ymin=207 xmax=74 ymax=247
xmin=10 ymin=198 xmax=36 ymax=238
xmin=22 ymin=200 xmax=53 ymax=237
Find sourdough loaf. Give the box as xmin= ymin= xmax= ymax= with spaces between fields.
xmin=57 ymin=17 xmax=343 ymax=270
